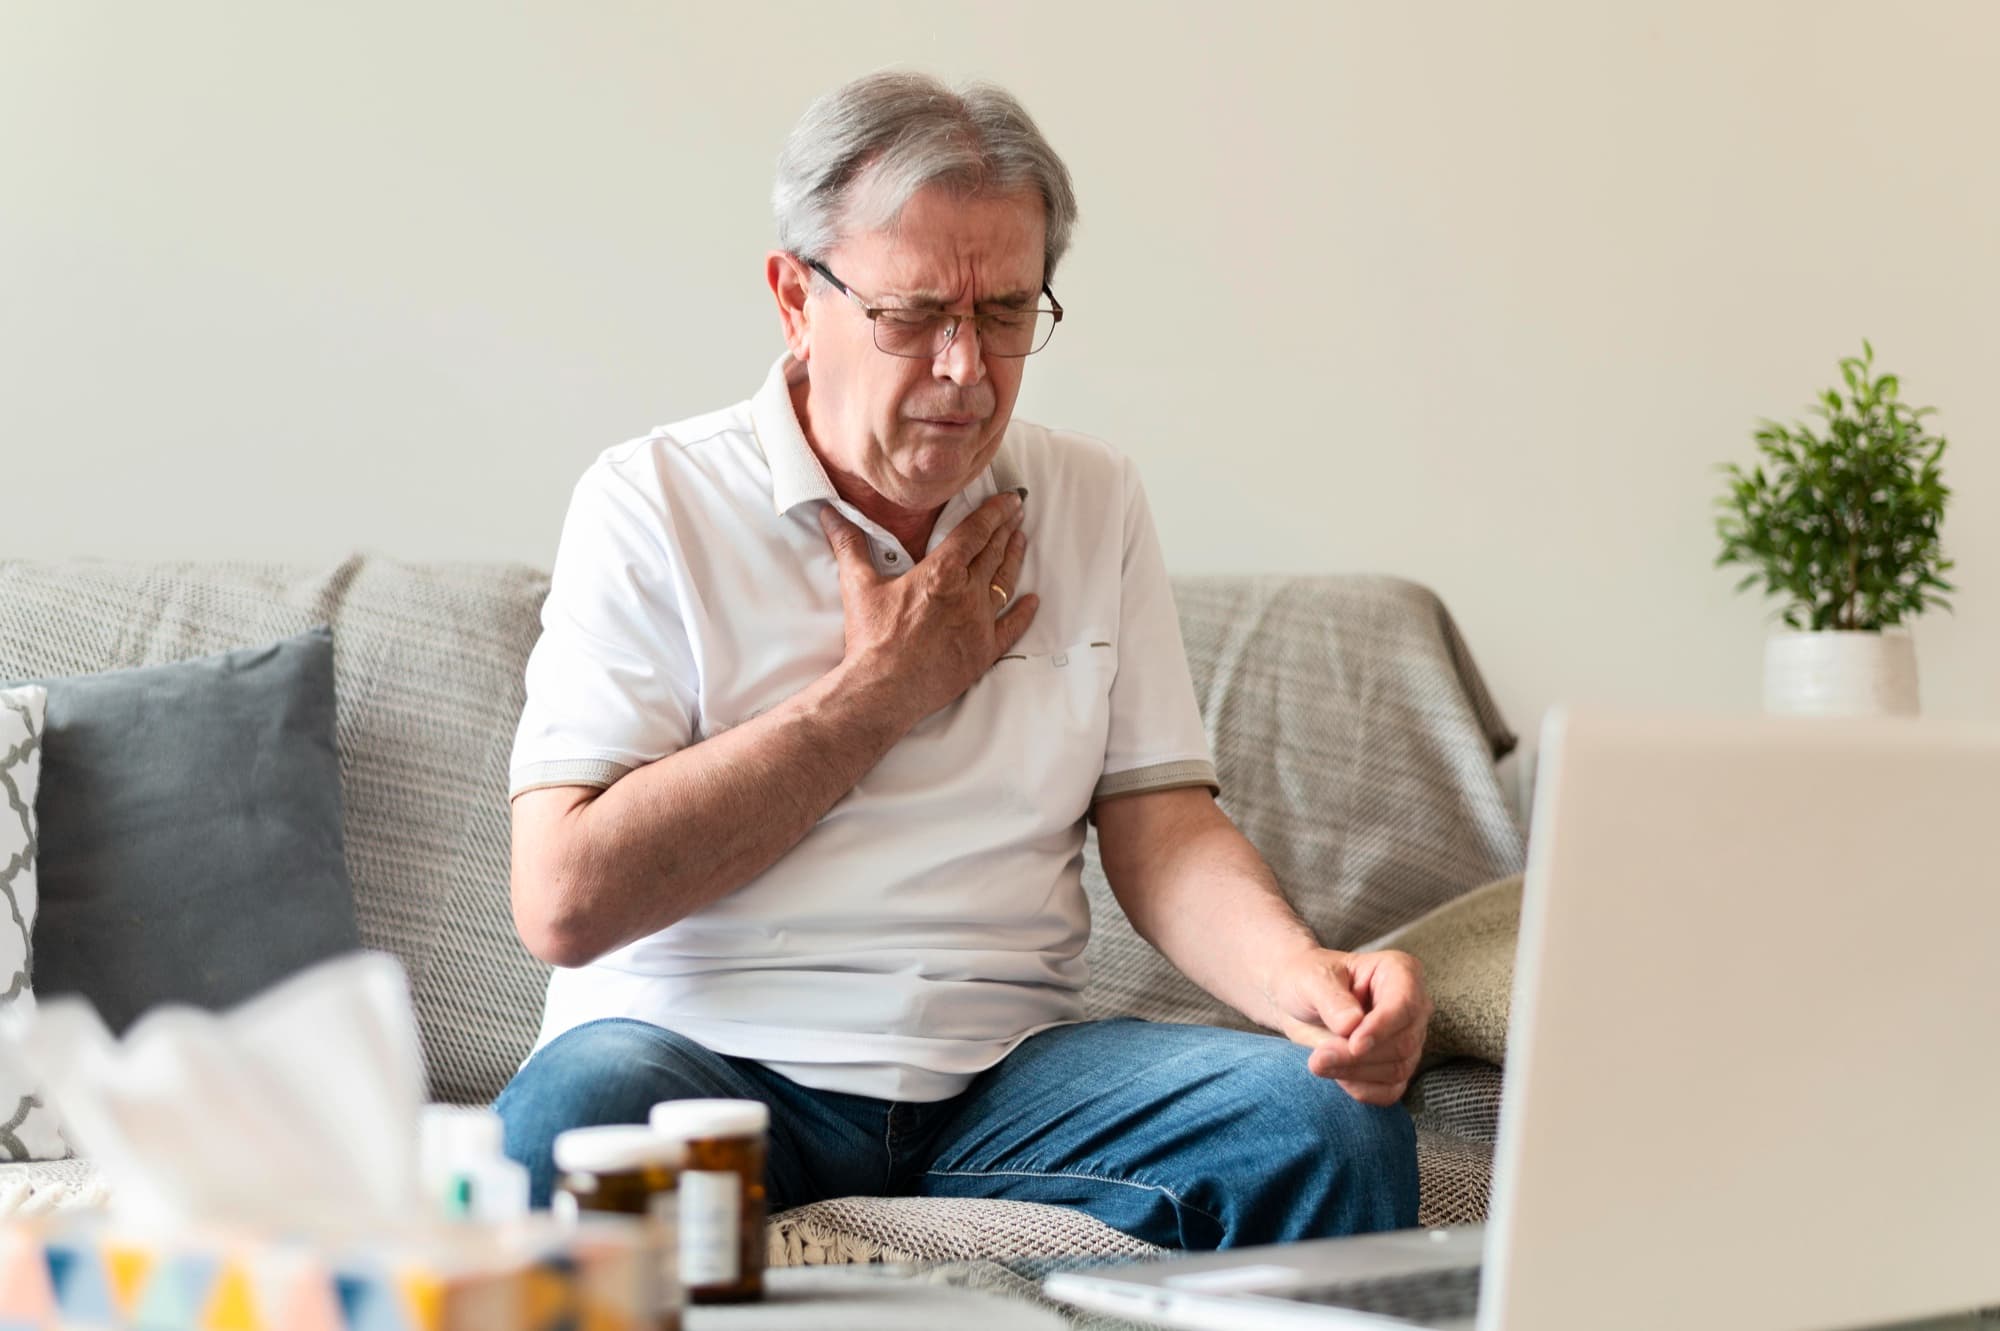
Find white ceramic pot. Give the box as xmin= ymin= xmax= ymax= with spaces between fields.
xmin=1763 ymin=630 xmax=1920 ymax=717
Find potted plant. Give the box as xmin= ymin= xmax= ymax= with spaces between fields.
xmin=1714 ymin=341 xmax=1956 ymax=716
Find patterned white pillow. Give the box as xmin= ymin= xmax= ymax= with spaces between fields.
xmin=0 ymin=685 xmax=70 ymax=1160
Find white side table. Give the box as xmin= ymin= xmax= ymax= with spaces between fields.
xmin=685 ymin=1265 xmax=1071 ymax=1331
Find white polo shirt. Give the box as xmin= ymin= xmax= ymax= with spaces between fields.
xmin=510 ymin=354 xmax=1218 ymax=1101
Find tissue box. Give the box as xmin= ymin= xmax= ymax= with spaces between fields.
xmin=0 ymin=1213 xmax=659 ymax=1331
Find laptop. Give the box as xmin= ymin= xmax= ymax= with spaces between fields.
xmin=1046 ymin=704 xmax=2000 ymax=1331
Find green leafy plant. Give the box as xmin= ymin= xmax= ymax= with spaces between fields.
xmin=1714 ymin=341 xmax=1955 ymax=630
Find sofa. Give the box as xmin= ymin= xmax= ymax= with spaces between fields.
xmin=0 ymin=555 xmax=1525 ymax=1264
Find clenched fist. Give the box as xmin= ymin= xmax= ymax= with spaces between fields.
xmin=1266 ymin=946 xmax=1433 ymax=1106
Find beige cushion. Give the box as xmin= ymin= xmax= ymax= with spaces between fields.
xmin=1368 ymin=872 xmax=1523 ymax=1068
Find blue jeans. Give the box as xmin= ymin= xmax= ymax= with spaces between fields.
xmin=495 ymin=1016 xmax=1417 ymax=1250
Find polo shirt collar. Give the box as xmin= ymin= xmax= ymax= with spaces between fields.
xmin=752 ymin=355 xmax=838 ymax=517
xmin=750 ymin=354 xmax=1025 ymax=518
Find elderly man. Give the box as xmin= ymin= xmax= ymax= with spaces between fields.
xmin=497 ymin=71 xmax=1429 ymax=1249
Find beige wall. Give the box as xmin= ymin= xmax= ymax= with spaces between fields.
xmin=5 ymin=1 xmax=1994 ymax=808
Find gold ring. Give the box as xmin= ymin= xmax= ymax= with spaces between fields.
xmin=990 ymin=582 xmax=1010 ymax=604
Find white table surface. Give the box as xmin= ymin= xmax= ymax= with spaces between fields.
xmin=684 ymin=1265 xmax=1073 ymax=1330
xmin=683 ymin=1265 xmax=1999 ymax=1331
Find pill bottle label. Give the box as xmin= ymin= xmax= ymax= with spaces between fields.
xmin=679 ymin=1170 xmax=740 ymax=1285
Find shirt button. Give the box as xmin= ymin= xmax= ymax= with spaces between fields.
xmin=884 ymin=550 xmax=899 ymax=563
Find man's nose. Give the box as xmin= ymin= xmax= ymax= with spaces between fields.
xmin=932 ymin=317 xmax=985 ymax=388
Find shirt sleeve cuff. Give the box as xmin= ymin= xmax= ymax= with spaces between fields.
xmin=1090 ymin=757 xmax=1221 ymax=805
xmin=508 ymin=757 xmax=634 ymax=799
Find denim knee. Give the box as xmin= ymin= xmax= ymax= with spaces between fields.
xmin=1226 ymin=1047 xmax=1420 ymax=1242
xmin=494 ymin=1019 xmax=729 ymax=1207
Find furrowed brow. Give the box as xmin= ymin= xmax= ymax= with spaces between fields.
xmin=889 ymin=287 xmax=1039 ymax=310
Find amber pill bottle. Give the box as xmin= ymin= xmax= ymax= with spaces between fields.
xmin=552 ymin=1124 xmax=688 ymax=1329
xmin=649 ymin=1098 xmax=770 ymax=1304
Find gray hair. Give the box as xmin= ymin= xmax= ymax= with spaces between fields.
xmin=773 ymin=71 xmax=1079 ymax=284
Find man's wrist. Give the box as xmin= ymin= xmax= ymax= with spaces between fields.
xmin=1258 ymin=935 xmax=1336 ymax=1030
xmin=818 ymin=653 xmax=922 ymax=747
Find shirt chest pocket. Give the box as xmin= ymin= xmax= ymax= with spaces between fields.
xmin=977 ymin=638 xmax=1117 ymax=823
xmin=995 ymin=636 xmax=1116 ymax=694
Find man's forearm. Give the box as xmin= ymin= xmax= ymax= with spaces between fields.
xmin=1097 ymin=790 xmax=1326 ymax=1032
xmin=517 ymin=658 xmax=914 ymax=965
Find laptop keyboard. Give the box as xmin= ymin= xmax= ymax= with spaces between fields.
xmin=1282 ymin=1264 xmax=1483 ymax=1323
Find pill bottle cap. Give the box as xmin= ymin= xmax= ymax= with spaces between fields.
xmin=649 ymin=1098 xmax=770 ymax=1140
xmin=554 ymin=1124 xmax=688 ymax=1174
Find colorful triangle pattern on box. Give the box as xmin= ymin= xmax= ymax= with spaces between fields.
xmin=335 ymin=1270 xmax=414 ymax=1331
xmin=134 ymin=1252 xmax=221 ymax=1328
xmin=0 ymin=1220 xmax=652 ymax=1331
xmin=200 ymin=1260 xmax=261 ymax=1330
xmin=395 ymin=1271 xmax=445 ymax=1331
xmin=0 ymin=1228 xmax=54 ymax=1323
xmin=265 ymin=1255 xmax=344 ymax=1331
xmin=45 ymin=1241 xmax=114 ymax=1325
xmin=102 ymin=1244 xmax=155 ymax=1319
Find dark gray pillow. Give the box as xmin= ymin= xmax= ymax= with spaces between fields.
xmin=26 ymin=627 xmax=360 ymax=1032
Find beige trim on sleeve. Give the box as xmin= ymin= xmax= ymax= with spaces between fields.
xmin=508 ymin=758 xmax=633 ymax=799
xmin=1090 ymin=758 xmax=1221 ymax=806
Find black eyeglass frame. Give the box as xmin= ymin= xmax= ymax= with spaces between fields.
xmin=802 ymin=257 xmax=1064 ymax=359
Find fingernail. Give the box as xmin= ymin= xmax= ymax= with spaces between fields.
xmin=1015 ymin=486 xmax=1029 ymax=501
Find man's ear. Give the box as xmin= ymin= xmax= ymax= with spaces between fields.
xmin=766 ymin=251 xmax=812 ymax=362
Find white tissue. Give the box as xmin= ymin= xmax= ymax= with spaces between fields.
xmin=0 ymin=951 xmax=430 ymax=1235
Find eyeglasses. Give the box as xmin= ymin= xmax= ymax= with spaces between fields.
xmin=804 ymin=258 xmax=1064 ymax=359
